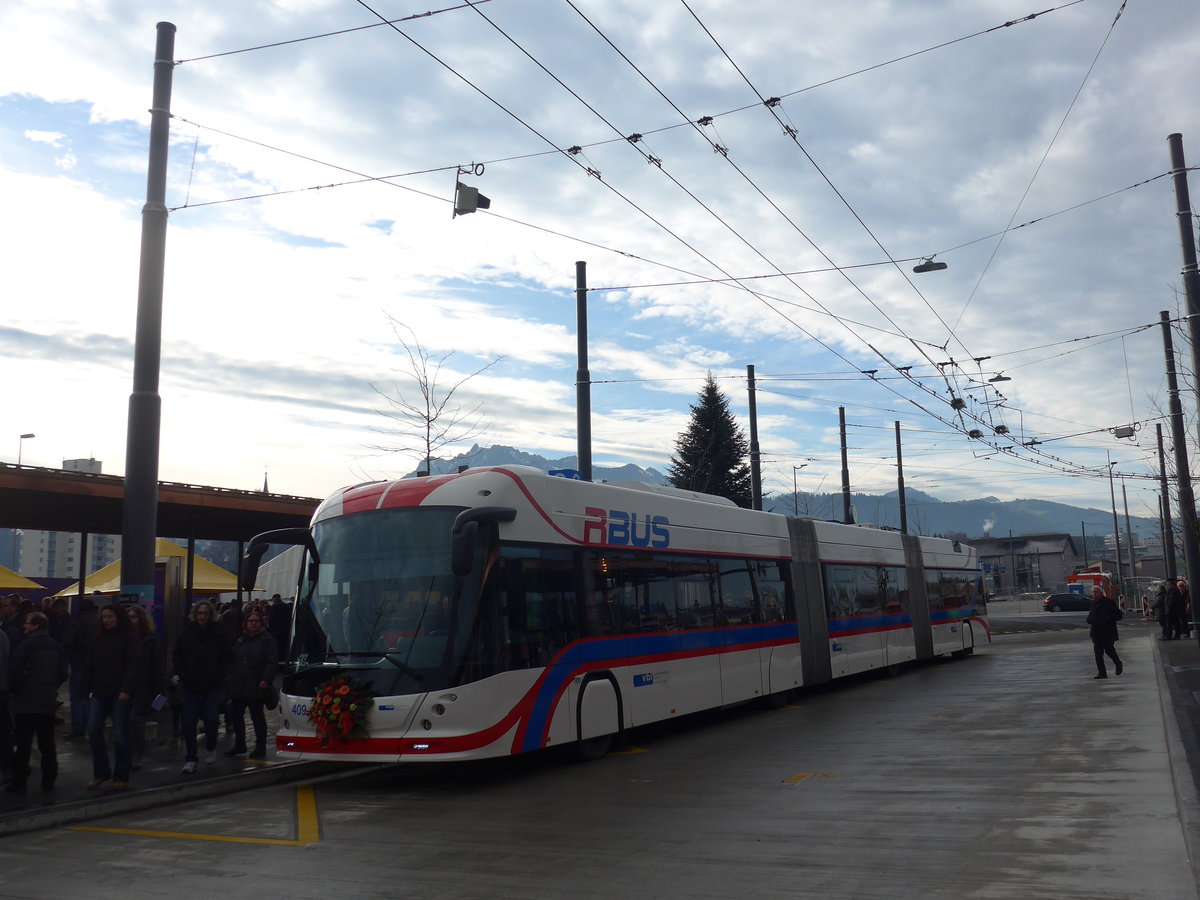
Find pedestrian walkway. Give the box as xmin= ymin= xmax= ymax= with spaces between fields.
xmin=1155 ymin=626 xmax=1200 ymax=828
xmin=0 ymin=704 xmax=343 ymax=836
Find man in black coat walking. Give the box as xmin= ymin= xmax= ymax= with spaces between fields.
xmin=8 ymin=612 xmax=67 ymax=792
xmin=1087 ymin=585 xmax=1123 ymax=680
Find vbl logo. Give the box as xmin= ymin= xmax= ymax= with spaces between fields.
xmin=583 ymin=506 xmax=670 ymax=548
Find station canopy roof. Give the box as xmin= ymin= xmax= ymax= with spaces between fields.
xmin=53 ymin=539 xmax=243 ymax=597
xmin=0 ymin=563 xmax=43 ymax=591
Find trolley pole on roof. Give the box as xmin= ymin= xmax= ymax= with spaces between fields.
xmin=747 ymin=365 xmax=761 ymax=510
xmin=575 ymin=261 xmax=592 ymax=482
xmin=120 ymin=21 xmax=175 ymax=606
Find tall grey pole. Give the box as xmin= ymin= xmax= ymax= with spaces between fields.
xmin=1158 ymin=424 xmax=1177 ymax=581
xmin=1168 ymin=134 xmax=1200 ymax=448
xmin=895 ymin=420 xmax=908 ymax=534
xmin=575 ymin=261 xmax=592 ymax=482
xmin=1121 ymin=481 xmax=1137 ymax=594
xmin=1161 ymin=310 xmax=1200 ymax=585
xmin=1081 ymin=521 xmax=1088 ymax=567
xmin=747 ymin=365 xmax=761 ymax=510
xmin=839 ymin=407 xmax=853 ymax=524
xmin=1009 ymin=530 xmax=1017 ymax=594
xmin=120 ymin=22 xmax=175 ymax=606
xmin=1107 ymin=454 xmax=1124 ymax=593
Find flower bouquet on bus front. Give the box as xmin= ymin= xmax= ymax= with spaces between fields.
xmin=308 ymin=676 xmax=376 ymax=747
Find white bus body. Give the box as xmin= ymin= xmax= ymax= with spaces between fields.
xmin=258 ymin=466 xmax=987 ymax=762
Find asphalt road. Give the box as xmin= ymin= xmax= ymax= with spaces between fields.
xmin=0 ymin=626 xmax=1191 ymax=900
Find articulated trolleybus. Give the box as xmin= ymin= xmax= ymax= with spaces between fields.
xmin=242 ymin=465 xmax=987 ymax=763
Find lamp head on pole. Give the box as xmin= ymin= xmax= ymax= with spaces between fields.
xmin=17 ymin=433 xmax=35 ymax=466
xmin=913 ymin=257 xmax=948 ymax=273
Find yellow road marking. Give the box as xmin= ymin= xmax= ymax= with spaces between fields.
xmin=784 ymin=772 xmax=840 ymax=783
xmin=611 ymin=745 xmax=649 ymax=755
xmin=71 ymin=784 xmax=320 ymax=846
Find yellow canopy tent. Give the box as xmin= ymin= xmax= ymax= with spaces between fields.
xmin=53 ymin=539 xmax=242 ymax=597
xmin=0 ymin=563 xmax=43 ymax=591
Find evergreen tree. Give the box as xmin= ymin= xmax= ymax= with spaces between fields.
xmin=667 ymin=374 xmax=752 ymax=507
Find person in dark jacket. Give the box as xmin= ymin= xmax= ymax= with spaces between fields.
xmin=226 ymin=609 xmax=279 ymax=760
xmin=1151 ymin=583 xmax=1169 ymax=640
xmin=7 ymin=612 xmax=67 ymax=793
xmin=61 ymin=597 xmax=99 ymax=739
xmin=81 ymin=602 xmax=141 ymax=790
xmin=1166 ymin=580 xmax=1188 ymax=640
xmin=126 ymin=605 xmax=165 ymax=771
xmin=1179 ymin=580 xmax=1192 ymax=639
xmin=171 ymin=600 xmax=232 ymax=775
xmin=1086 ymin=585 xmax=1123 ymax=679
xmin=0 ymin=625 xmax=10 ymax=784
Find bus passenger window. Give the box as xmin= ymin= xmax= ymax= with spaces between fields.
xmin=755 ymin=561 xmax=789 ymax=622
xmin=497 ymin=548 xmax=581 ymax=669
xmin=717 ymin=560 xmax=759 ymax=625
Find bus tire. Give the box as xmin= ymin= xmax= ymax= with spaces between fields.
xmin=575 ymin=673 xmax=620 ymax=762
xmin=762 ymin=689 xmax=793 ymax=709
xmin=575 ymin=732 xmax=613 ymax=762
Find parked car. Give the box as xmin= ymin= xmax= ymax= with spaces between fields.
xmin=1043 ymin=592 xmax=1091 ymax=612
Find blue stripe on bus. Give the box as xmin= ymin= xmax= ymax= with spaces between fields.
xmin=931 ymin=607 xmax=975 ymax=623
xmin=520 ymin=623 xmax=799 ymax=752
xmin=826 ymin=613 xmax=912 ymax=633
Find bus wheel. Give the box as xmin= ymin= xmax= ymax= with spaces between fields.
xmin=762 ymin=689 xmax=793 ymax=709
xmin=575 ymin=732 xmax=613 ymax=762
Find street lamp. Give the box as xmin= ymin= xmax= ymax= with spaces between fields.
xmin=913 ymin=257 xmax=948 ymax=273
xmin=17 ymin=433 xmax=34 ymax=466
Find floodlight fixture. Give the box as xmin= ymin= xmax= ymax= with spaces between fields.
xmin=453 ymin=182 xmax=491 ymax=217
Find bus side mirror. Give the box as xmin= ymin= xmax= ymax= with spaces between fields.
xmin=451 ymin=521 xmax=480 ymax=576
xmin=450 ymin=507 xmax=517 ymax=576
xmin=240 ymin=527 xmax=319 ymax=592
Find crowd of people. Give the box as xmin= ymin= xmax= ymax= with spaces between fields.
xmin=0 ymin=591 xmax=290 ymax=794
xmin=1151 ymin=578 xmax=1193 ymax=641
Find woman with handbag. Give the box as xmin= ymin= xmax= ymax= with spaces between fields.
xmin=226 ymin=609 xmax=278 ymax=760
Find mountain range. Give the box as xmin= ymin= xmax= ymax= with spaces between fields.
xmin=414 ymin=445 xmax=1158 ymax=542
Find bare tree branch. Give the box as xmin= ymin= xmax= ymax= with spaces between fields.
xmin=368 ymin=316 xmax=504 ymax=474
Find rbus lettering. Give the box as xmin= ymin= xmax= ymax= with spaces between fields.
xmin=583 ymin=507 xmax=670 ymax=548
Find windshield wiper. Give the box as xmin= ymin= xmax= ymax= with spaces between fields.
xmin=333 ymin=651 xmax=424 ymax=682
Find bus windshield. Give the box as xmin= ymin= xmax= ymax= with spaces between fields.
xmin=293 ymin=506 xmax=466 ymax=693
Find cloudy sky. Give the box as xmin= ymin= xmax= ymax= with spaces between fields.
xmin=2 ymin=0 xmax=1197 ymax=529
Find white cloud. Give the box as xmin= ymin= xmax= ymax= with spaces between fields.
xmin=24 ymin=129 xmax=64 ymax=146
